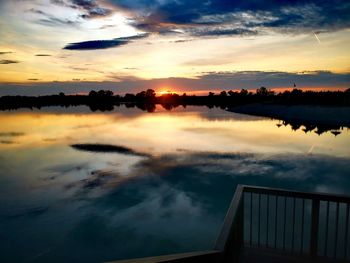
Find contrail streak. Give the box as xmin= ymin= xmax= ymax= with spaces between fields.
xmin=314 ymin=32 xmax=321 ymax=44
xmin=307 ymin=144 xmax=315 ymax=155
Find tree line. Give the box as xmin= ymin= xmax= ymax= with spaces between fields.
xmin=0 ymin=87 xmax=350 ymax=111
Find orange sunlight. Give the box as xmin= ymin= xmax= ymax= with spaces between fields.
xmin=157 ymin=89 xmax=176 ymax=95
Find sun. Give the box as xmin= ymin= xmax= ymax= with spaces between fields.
xmin=157 ymin=89 xmax=174 ymax=95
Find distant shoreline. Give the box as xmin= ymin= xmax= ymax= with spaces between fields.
xmin=228 ymin=104 xmax=350 ymax=128
xmin=1 ymin=88 xmax=349 ymax=112
xmin=1 ymin=88 xmax=350 ymax=135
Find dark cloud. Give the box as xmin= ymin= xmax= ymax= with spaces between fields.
xmin=63 ymin=33 xmax=149 ymax=50
xmin=190 ymin=27 xmax=258 ymax=37
xmin=72 ymin=0 xmax=112 ymax=18
xmin=0 ymin=59 xmax=19 ymax=64
xmin=51 ymin=0 xmax=112 ymax=18
xmin=64 ymin=39 xmax=127 ymax=50
xmin=70 ymin=143 xmax=151 ymax=157
xmin=28 ymin=79 xmax=40 ymax=81
xmin=35 ymin=54 xmax=52 ymax=57
xmin=106 ymin=0 xmax=350 ymax=37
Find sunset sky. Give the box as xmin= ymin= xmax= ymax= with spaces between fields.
xmin=0 ymin=0 xmax=349 ymax=95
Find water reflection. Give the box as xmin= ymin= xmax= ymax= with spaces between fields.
xmin=275 ymin=119 xmax=347 ymax=136
xmin=0 ymin=106 xmax=349 ymax=263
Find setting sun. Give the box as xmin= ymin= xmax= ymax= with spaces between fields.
xmin=157 ymin=90 xmax=175 ymax=95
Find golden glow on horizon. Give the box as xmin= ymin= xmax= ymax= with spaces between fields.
xmin=157 ymin=90 xmax=175 ymax=95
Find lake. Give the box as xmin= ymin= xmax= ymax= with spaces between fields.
xmin=0 ymin=105 xmax=349 ymax=263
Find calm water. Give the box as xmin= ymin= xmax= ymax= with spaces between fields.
xmin=0 ymin=106 xmax=349 ymax=263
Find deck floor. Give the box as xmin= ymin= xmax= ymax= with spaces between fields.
xmin=239 ymin=247 xmax=346 ymax=263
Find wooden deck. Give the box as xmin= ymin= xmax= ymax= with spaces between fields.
xmin=240 ymin=247 xmax=344 ymax=263
xmin=109 ymin=185 xmax=350 ymax=263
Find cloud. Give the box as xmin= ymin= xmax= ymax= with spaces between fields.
xmin=107 ymin=0 xmax=350 ymax=37
xmin=35 ymin=54 xmax=51 ymax=57
xmin=0 ymin=52 xmax=13 ymax=55
xmin=65 ymin=149 xmax=350 ymax=199
xmin=72 ymin=0 xmax=112 ymax=18
xmin=51 ymin=0 xmax=112 ymax=18
xmin=28 ymin=8 xmax=46 ymax=15
xmin=190 ymin=27 xmax=258 ymax=37
xmin=28 ymin=7 xmax=80 ymax=27
xmin=37 ymin=17 xmax=78 ymax=27
xmin=0 ymin=59 xmax=19 ymax=64
xmin=63 ymin=33 xmax=149 ymax=50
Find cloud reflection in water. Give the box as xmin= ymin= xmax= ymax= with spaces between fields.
xmin=0 ymin=107 xmax=350 ymax=262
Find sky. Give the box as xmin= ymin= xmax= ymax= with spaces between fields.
xmin=0 ymin=0 xmax=349 ymax=95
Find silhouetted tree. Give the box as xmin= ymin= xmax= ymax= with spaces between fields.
xmin=257 ymin=87 xmax=274 ymax=96
xmin=240 ymin=89 xmax=248 ymax=96
xmin=124 ymin=93 xmax=135 ymax=100
xmin=228 ymin=90 xmax=235 ymax=96
xmin=105 ymin=90 xmax=113 ymax=96
xmin=89 ymin=90 xmax=97 ymax=97
xmin=220 ymin=91 xmax=227 ymax=97
xmin=291 ymin=89 xmax=303 ymax=95
xmin=257 ymin=87 xmax=268 ymax=96
xmin=136 ymin=91 xmax=146 ymax=98
xmin=145 ymin=89 xmax=156 ymax=98
xmin=97 ymin=90 xmax=113 ymax=96
xmin=208 ymin=92 xmax=215 ymax=97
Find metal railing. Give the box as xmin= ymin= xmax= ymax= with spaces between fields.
xmin=108 ymin=185 xmax=350 ymax=263
xmin=241 ymin=185 xmax=350 ymax=261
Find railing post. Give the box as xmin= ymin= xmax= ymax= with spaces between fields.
xmin=310 ymin=199 xmax=320 ymax=258
xmin=214 ymin=185 xmax=244 ymax=262
xmin=237 ymin=194 xmax=244 ymax=250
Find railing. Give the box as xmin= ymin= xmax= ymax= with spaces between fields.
xmin=241 ymin=185 xmax=350 ymax=261
xmin=108 ymin=185 xmax=350 ymax=263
